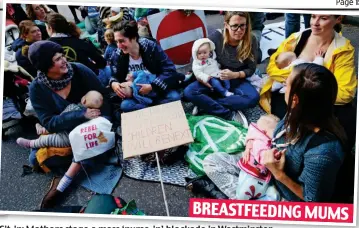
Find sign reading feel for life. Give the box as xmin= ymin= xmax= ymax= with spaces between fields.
xmin=121 ymin=101 xmax=194 ymax=159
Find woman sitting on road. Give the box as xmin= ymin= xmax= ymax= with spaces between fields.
xmin=260 ymin=14 xmax=357 ymax=202
xmin=109 ymin=20 xmax=184 ymax=114
xmin=204 ymin=64 xmax=346 ymax=202
xmin=184 ymin=11 xmax=259 ymax=122
xmin=27 ymin=41 xmax=112 ymax=208
xmin=11 ymin=20 xmax=42 ymax=77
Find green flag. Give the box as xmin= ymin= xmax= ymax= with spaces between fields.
xmin=185 ymin=115 xmax=248 ymax=176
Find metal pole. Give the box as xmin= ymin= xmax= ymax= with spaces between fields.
xmin=155 ymin=152 xmax=170 ymax=216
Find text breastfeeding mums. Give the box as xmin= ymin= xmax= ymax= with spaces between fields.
xmin=189 ymin=199 xmax=354 ymax=223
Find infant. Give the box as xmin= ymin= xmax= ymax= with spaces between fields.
xmin=276 ymin=49 xmax=324 ymax=70
xmin=120 ymin=70 xmax=157 ymax=105
xmin=192 ymin=38 xmax=232 ymax=97
xmin=238 ymin=114 xmax=280 ymax=177
xmin=17 ymin=90 xmax=103 ymax=148
xmin=235 ymin=114 xmax=282 ymax=200
xmin=272 ymin=49 xmax=325 ymax=93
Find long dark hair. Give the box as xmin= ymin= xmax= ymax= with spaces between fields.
xmin=46 ymin=13 xmax=81 ymax=39
xmin=285 ymin=63 xmax=347 ymax=145
xmin=113 ymin=20 xmax=139 ymax=41
xmin=333 ymin=15 xmax=343 ymax=33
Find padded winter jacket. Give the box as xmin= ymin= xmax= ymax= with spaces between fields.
xmin=260 ymin=29 xmax=357 ymax=113
xmin=109 ymin=37 xmax=184 ymax=94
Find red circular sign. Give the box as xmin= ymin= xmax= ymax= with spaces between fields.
xmin=156 ymin=11 xmax=207 ymax=66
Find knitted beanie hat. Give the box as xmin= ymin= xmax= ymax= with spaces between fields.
xmin=111 ymin=7 xmax=121 ymax=13
xmin=28 ymin=40 xmax=64 ymax=73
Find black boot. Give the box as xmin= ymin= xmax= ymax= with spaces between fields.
xmin=186 ymin=176 xmax=228 ymax=199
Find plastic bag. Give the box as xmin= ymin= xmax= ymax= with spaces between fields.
xmin=23 ymin=98 xmax=38 ymax=117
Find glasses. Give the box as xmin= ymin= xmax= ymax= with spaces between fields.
xmin=228 ymin=23 xmax=247 ymax=31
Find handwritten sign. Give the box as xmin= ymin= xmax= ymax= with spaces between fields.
xmin=121 ymin=101 xmax=194 ymax=159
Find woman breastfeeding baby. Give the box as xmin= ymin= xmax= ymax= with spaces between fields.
xmin=20 ymin=41 xmax=113 ymax=208
xmin=204 ymin=63 xmax=346 ymax=202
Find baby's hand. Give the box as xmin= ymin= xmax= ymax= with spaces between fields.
xmin=242 ymin=147 xmax=250 ymax=163
xmin=126 ymin=73 xmax=134 ymax=82
xmin=315 ymin=49 xmax=325 ymax=57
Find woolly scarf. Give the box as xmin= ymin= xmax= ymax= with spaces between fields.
xmin=37 ymin=63 xmax=73 ymax=91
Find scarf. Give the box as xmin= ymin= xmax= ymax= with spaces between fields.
xmin=37 ymin=63 xmax=73 ymax=91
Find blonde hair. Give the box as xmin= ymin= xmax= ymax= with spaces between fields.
xmin=26 ymin=4 xmax=50 ymax=21
xmin=257 ymin=114 xmax=280 ymax=138
xmin=223 ymin=11 xmax=253 ymax=62
xmin=104 ymin=29 xmax=115 ymax=43
xmin=19 ymin=20 xmax=37 ymax=39
xmin=81 ymin=91 xmax=103 ymax=109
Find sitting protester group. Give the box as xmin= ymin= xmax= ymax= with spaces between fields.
xmin=4 ymin=4 xmax=357 ymax=210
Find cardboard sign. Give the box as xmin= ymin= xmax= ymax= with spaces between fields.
xmin=121 ymin=101 xmax=194 ymax=159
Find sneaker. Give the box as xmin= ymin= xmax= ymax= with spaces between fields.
xmin=231 ymin=111 xmax=249 ymax=128
xmin=192 ymin=106 xmax=199 ymax=115
xmin=225 ymin=91 xmax=234 ymax=97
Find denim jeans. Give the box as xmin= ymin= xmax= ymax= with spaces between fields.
xmin=98 ymin=66 xmax=112 ymax=87
xmin=252 ymin=30 xmax=263 ymax=63
xmin=184 ymin=79 xmax=259 ymax=119
xmin=285 ymin=13 xmax=311 ymax=38
xmin=120 ymin=89 xmax=181 ymax=112
xmin=85 ymin=15 xmax=99 ymax=35
xmin=210 ymin=78 xmax=230 ymax=97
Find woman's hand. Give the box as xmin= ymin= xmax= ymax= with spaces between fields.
xmin=137 ymin=84 xmax=152 ymax=95
xmin=84 ymin=108 xmax=101 ymax=119
xmin=220 ymin=69 xmax=244 ymax=80
xmin=111 ymin=82 xmax=127 ymax=98
xmin=126 ymin=73 xmax=134 ymax=82
xmin=262 ymin=148 xmax=286 ymax=180
xmin=197 ymin=76 xmax=213 ymax=89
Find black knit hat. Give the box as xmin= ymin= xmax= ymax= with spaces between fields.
xmin=28 ymin=41 xmax=64 ymax=73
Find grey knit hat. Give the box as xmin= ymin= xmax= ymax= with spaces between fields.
xmin=28 ymin=41 xmax=64 ymax=73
